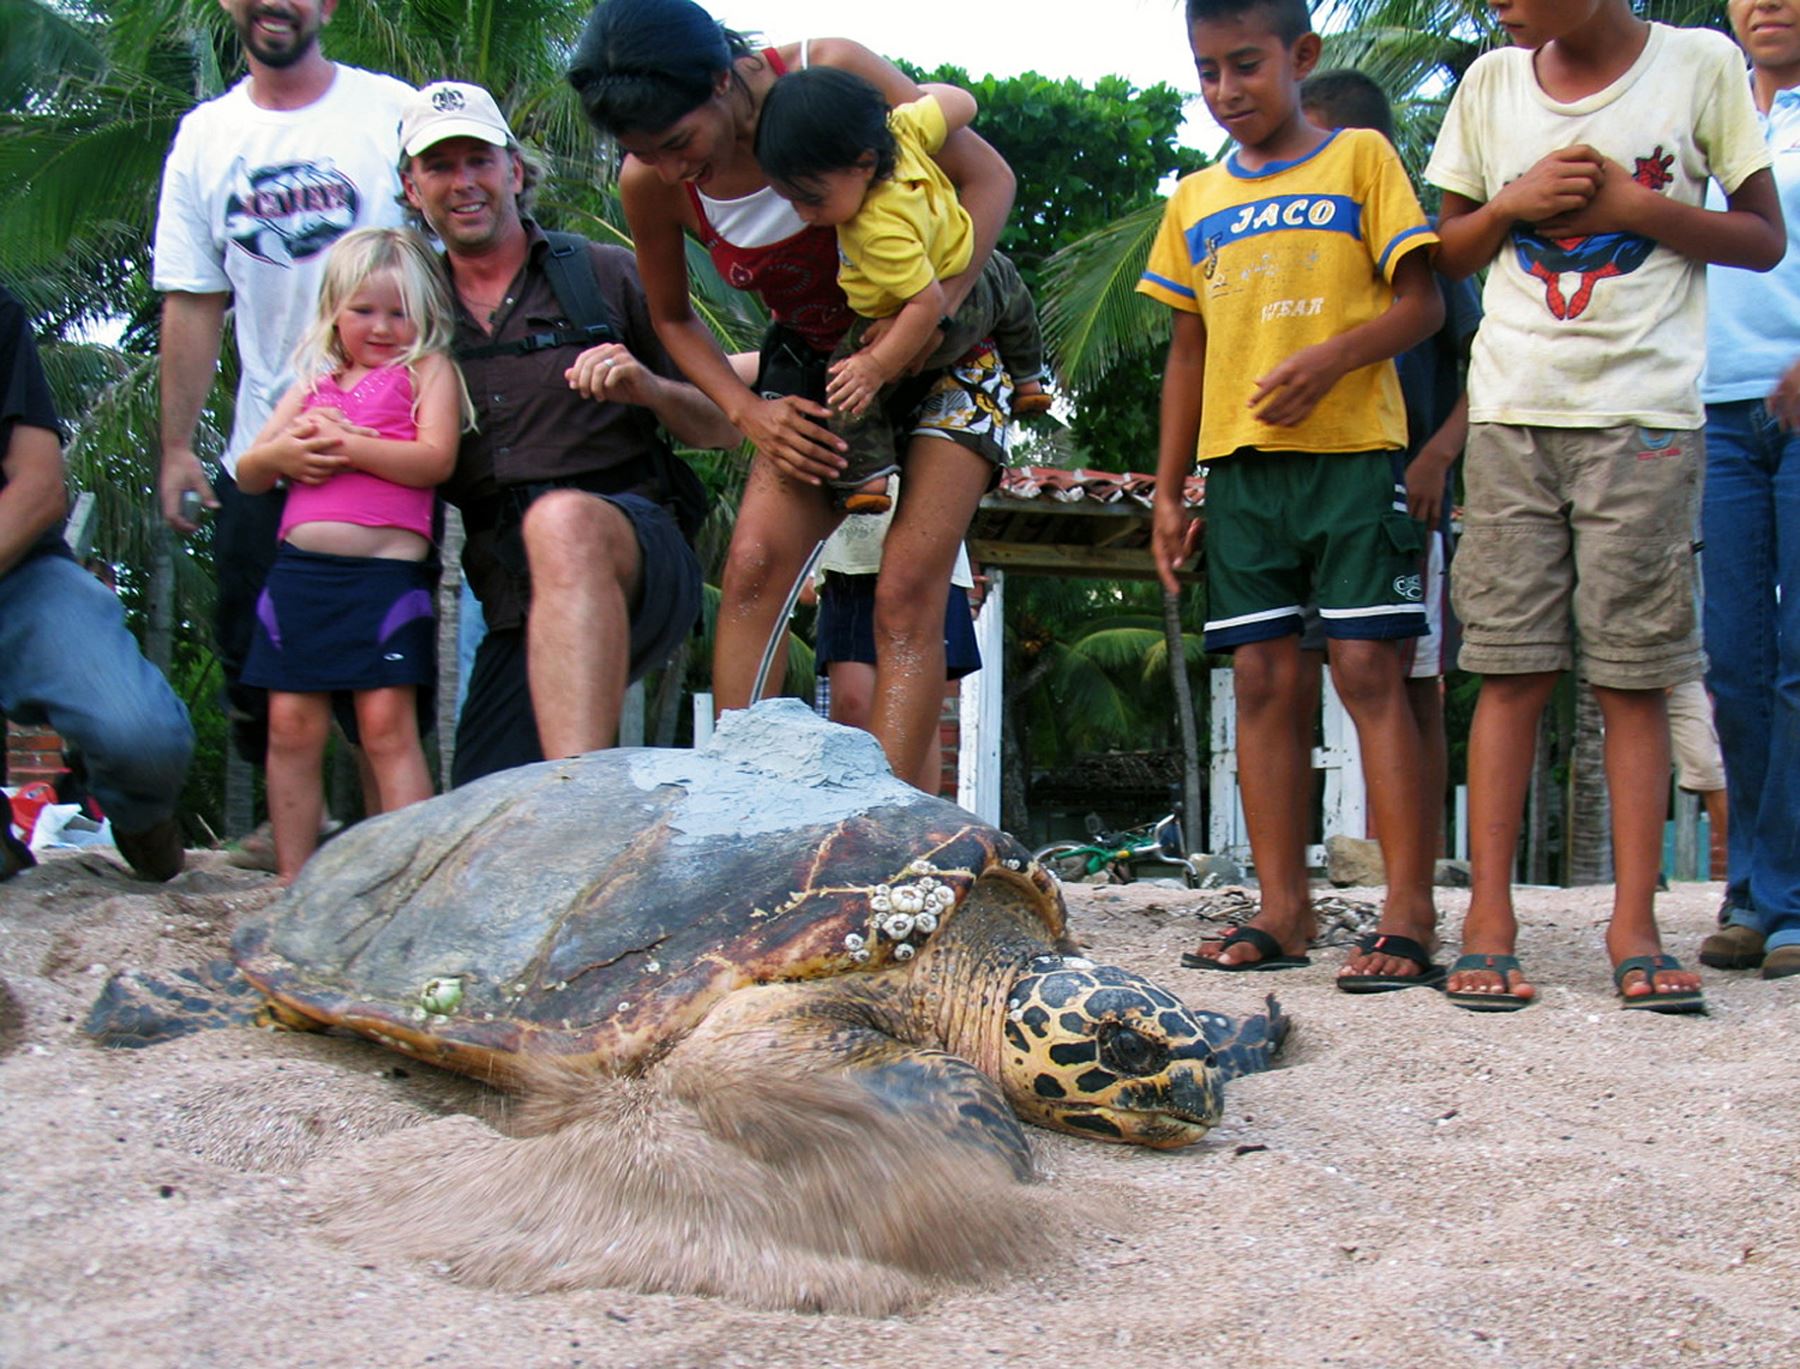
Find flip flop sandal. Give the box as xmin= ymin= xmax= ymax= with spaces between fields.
xmin=1445 ymin=952 xmax=1532 ymax=1012
xmin=1337 ymin=932 xmax=1446 ymax=994
xmin=1614 ymin=954 xmax=1707 ymax=1014
xmin=1180 ymin=923 xmax=1311 ymax=972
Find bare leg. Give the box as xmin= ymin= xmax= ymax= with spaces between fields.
xmin=1193 ymin=636 xmax=1317 ymax=964
xmin=1330 ymin=639 xmax=1438 ymax=980
xmin=867 ymin=438 xmax=988 ymax=786
xmin=265 ymin=690 xmax=331 ymax=885
xmin=1405 ymin=674 xmax=1448 ymax=858
xmin=522 ymin=491 xmax=641 ymax=758
xmin=353 ymin=685 xmax=432 ymax=813
xmin=1596 ymin=685 xmax=1701 ymax=1000
xmin=714 ymin=459 xmax=842 ymax=711
xmin=1700 ymin=786 xmax=1728 ymax=880
xmin=827 ymin=659 xmax=876 ymax=731
xmin=1448 ymin=671 xmax=1559 ymax=1003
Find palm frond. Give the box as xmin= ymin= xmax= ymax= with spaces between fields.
xmin=1040 ymin=201 xmax=1170 ymax=387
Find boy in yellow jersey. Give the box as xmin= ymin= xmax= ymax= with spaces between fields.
xmin=1141 ymin=0 xmax=1445 ymax=989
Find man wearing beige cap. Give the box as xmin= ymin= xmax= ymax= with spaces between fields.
xmin=398 ymin=82 xmax=740 ymax=784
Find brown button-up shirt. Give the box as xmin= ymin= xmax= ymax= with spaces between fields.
xmin=445 ymin=223 xmax=685 ymax=630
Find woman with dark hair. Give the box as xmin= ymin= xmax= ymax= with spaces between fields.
xmin=567 ymin=0 xmax=1018 ymax=787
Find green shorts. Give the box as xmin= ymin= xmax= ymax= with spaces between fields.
xmin=1202 ymin=449 xmax=1427 ymax=651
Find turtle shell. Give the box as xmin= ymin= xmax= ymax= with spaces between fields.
xmin=232 ymin=701 xmax=1061 ymax=1085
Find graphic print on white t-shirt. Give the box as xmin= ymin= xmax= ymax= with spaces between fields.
xmin=223 ymin=157 xmax=363 ymax=267
xmin=1509 ymin=147 xmax=1671 ymax=321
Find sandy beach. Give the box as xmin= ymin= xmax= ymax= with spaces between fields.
xmin=1 ymin=850 xmax=1794 ymax=1368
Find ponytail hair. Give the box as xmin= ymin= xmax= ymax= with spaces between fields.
xmin=568 ymin=0 xmax=758 ymax=136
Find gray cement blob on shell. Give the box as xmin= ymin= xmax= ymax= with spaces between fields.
xmin=625 ymin=698 xmax=915 ymax=844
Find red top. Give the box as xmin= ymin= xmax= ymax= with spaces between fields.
xmin=682 ymin=48 xmax=853 ymax=353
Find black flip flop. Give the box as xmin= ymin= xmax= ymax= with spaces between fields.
xmin=1181 ymin=924 xmax=1311 ymax=972
xmin=1445 ymin=952 xmax=1533 ymax=1012
xmin=1336 ymin=932 xmax=1446 ymax=994
xmin=1614 ymin=954 xmax=1707 ymax=1014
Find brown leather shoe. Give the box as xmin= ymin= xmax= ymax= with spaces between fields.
xmin=1698 ymin=923 xmax=1766 ymax=970
xmin=1762 ymin=945 xmax=1800 ymax=980
xmin=113 ymin=817 xmax=185 ymax=883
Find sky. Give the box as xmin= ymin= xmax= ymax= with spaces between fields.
xmin=709 ymin=0 xmax=1229 ymax=150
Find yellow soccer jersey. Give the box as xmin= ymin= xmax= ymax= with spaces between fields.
xmin=837 ymin=95 xmax=974 ymax=319
xmin=1137 ymin=128 xmax=1437 ymax=462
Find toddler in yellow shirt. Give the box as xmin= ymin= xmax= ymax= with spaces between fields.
xmin=756 ymin=66 xmax=1049 ymax=513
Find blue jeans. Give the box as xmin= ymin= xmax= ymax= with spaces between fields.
xmin=1702 ymin=400 xmax=1800 ymax=947
xmin=0 ymin=553 xmax=194 ymax=833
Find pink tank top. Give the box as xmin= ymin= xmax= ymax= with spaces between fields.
xmin=278 ymin=364 xmax=436 ymax=542
xmin=682 ymin=48 xmax=853 ymax=353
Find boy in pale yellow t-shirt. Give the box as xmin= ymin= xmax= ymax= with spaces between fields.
xmin=756 ymin=66 xmax=1049 ymax=513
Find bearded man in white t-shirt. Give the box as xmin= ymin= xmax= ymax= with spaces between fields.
xmin=153 ymin=0 xmax=413 ymax=807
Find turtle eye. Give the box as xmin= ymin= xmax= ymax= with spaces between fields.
xmin=1098 ymin=1023 xmax=1169 ymax=1077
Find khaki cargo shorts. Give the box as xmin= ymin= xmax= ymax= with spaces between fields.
xmin=1452 ymin=423 xmax=1703 ymax=689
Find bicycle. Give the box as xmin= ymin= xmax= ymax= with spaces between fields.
xmin=1032 ymin=807 xmax=1199 ymax=887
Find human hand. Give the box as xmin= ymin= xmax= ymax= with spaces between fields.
xmin=1151 ymin=495 xmax=1200 ymax=596
xmin=303 ymin=405 xmax=380 ymax=439
xmin=826 ymin=350 xmax=892 ymax=418
xmin=1535 ymin=155 xmax=1656 ymax=238
xmin=734 ymin=393 xmax=848 ymax=485
xmin=271 ymin=417 xmax=352 ymax=484
xmin=567 ymin=343 xmax=653 ymax=407
xmin=1248 ymin=340 xmax=1346 ymax=428
xmin=1492 ymin=145 xmax=1605 ymax=226
xmin=1405 ymin=443 xmax=1455 ymax=528
xmin=158 ymin=446 xmax=218 ymax=534
xmin=1770 ymin=358 xmax=1800 ymax=430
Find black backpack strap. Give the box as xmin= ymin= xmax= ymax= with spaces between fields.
xmin=453 ymin=231 xmax=620 ymax=361
xmin=538 ymin=230 xmax=619 ymax=347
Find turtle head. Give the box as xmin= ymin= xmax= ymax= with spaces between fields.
xmin=998 ymin=955 xmax=1222 ymax=1148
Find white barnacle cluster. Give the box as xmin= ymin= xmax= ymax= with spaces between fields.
xmin=843 ymin=873 xmax=956 ymax=964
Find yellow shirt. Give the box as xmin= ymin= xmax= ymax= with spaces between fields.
xmin=837 ymin=96 xmax=974 ymax=319
xmin=1137 ymin=128 xmax=1437 ymax=462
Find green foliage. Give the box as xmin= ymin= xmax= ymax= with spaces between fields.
xmin=898 ymin=60 xmax=1199 ymax=476
xmin=1008 ymin=576 xmax=1208 ymax=766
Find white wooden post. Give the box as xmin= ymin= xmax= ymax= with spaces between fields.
xmin=958 ymin=568 xmax=1004 ymax=823
xmin=1208 ymin=669 xmax=1248 ymax=862
xmin=1207 ymin=664 xmax=1368 ymax=870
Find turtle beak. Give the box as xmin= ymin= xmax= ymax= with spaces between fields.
xmin=1112 ymin=1066 xmax=1222 ymax=1148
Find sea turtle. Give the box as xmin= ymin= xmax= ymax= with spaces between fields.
xmin=228 ymin=700 xmax=1285 ymax=1172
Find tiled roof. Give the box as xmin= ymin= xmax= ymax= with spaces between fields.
xmin=968 ymin=466 xmax=1204 ymax=581
xmin=993 ymin=465 xmax=1206 ymax=508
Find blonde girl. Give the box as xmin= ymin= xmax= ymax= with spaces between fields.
xmin=237 ymin=227 xmax=472 ymax=883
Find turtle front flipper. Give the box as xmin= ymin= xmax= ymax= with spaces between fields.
xmin=669 ymin=982 xmax=1035 ymax=1181
xmin=83 ymin=962 xmax=269 ymax=1047
xmin=1201 ymin=993 xmax=1290 ymax=1080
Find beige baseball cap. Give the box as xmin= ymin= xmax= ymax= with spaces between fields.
xmin=400 ymin=81 xmax=514 ymax=156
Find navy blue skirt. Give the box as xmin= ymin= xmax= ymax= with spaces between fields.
xmin=814 ymin=571 xmax=982 ymax=680
xmin=242 ymin=545 xmax=436 ymax=694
